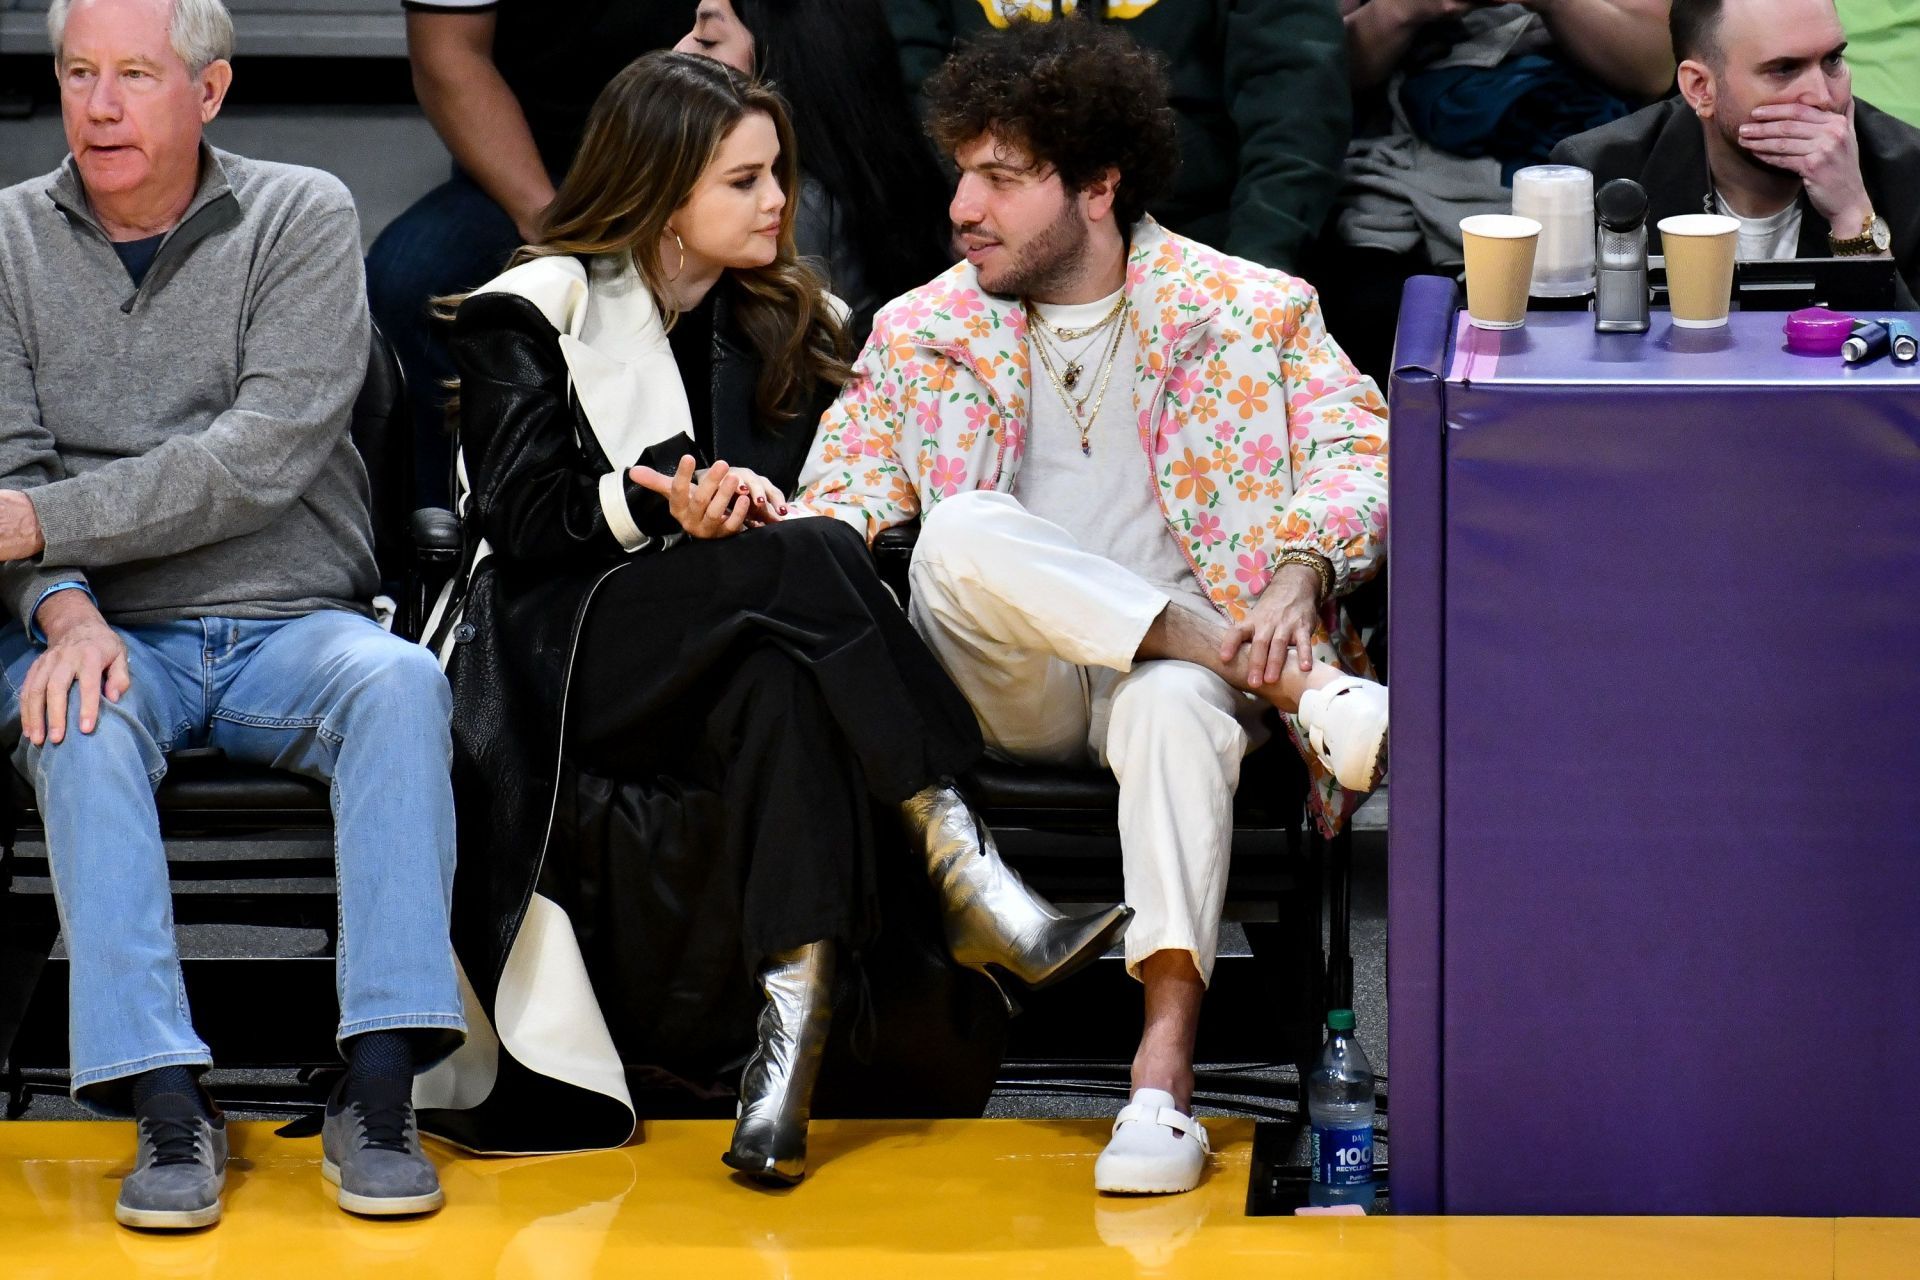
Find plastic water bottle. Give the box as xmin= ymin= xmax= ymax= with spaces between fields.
xmin=1308 ymin=1008 xmax=1377 ymax=1209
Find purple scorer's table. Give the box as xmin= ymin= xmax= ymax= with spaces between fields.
xmin=1386 ymin=280 xmax=1920 ymax=1216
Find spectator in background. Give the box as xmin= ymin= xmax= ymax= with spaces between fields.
xmin=2 ymin=0 xmax=463 ymax=1230
xmin=366 ymin=1 xmax=695 ymax=509
xmin=1320 ymin=0 xmax=1673 ymax=383
xmin=677 ymin=0 xmax=954 ymax=338
xmin=1834 ymin=0 xmax=1919 ymax=131
xmin=884 ymin=0 xmax=1352 ymax=276
xmin=1554 ymin=0 xmax=1919 ymax=305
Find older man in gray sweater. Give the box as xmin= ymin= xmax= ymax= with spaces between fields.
xmin=0 ymin=0 xmax=463 ymax=1229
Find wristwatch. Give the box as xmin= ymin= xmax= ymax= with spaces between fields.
xmin=1829 ymin=209 xmax=1892 ymax=256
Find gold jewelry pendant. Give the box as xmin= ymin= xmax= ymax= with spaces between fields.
xmin=1062 ymin=362 xmax=1083 ymax=390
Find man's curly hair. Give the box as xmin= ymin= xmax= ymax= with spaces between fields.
xmin=925 ymin=18 xmax=1180 ymax=230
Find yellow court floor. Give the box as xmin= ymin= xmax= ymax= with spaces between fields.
xmin=2 ymin=1118 xmax=1916 ymax=1280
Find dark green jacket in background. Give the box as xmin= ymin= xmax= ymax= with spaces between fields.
xmin=888 ymin=0 xmax=1352 ymax=274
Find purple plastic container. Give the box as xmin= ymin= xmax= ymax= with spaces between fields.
xmin=1784 ymin=307 xmax=1858 ymax=355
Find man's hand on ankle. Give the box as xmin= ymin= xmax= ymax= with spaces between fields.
xmin=1221 ymin=564 xmax=1320 ymax=689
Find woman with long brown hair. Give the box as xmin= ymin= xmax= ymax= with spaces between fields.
xmin=415 ymin=52 xmax=1128 ymax=1183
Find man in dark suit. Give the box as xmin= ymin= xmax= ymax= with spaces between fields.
xmin=1552 ymin=0 xmax=1920 ymax=305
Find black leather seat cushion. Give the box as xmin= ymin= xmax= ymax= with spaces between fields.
xmin=9 ymin=751 xmax=328 ymax=825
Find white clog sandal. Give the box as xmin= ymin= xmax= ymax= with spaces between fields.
xmin=1094 ymin=1089 xmax=1210 ymax=1195
xmin=1296 ymin=675 xmax=1389 ymax=791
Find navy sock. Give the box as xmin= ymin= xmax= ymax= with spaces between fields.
xmin=343 ymin=1030 xmax=413 ymax=1098
xmin=130 ymin=1065 xmax=206 ymax=1116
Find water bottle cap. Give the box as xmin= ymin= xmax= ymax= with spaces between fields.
xmin=1326 ymin=1009 xmax=1355 ymax=1032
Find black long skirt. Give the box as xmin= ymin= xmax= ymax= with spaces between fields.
xmin=556 ymin=516 xmax=983 ymax=1077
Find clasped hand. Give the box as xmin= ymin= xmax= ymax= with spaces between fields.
xmin=628 ymin=456 xmax=787 ymax=540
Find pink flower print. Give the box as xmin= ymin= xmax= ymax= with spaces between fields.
xmin=1005 ymin=307 xmax=1028 ymax=339
xmin=1165 ymin=366 xmax=1202 ymax=406
xmin=1369 ymin=503 xmax=1389 ymax=533
xmin=1126 ymin=261 xmax=1148 ymax=290
xmin=1317 ymin=472 xmax=1356 ymax=498
xmin=928 ymin=454 xmax=968 ymax=497
xmin=948 ymin=291 xmax=985 ymax=321
xmin=1242 ymin=434 xmax=1281 ymax=475
xmin=901 ymin=298 xmax=933 ymax=326
xmin=1235 ymin=549 xmax=1272 ymax=595
xmin=1287 ymin=378 xmax=1333 ymax=412
xmin=1325 ymin=505 xmax=1365 ymax=539
xmin=1212 ymin=418 xmax=1235 ymax=444
xmin=914 ymin=400 xmax=942 ymax=433
xmin=1178 ymin=287 xmax=1207 ymax=310
xmin=964 ymin=401 xmax=994 ymax=432
xmin=840 ymin=424 xmax=867 ymax=459
xmin=1192 ymin=512 xmax=1225 ymax=548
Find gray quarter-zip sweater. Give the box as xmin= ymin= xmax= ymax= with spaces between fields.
xmin=0 ymin=144 xmax=377 ymax=628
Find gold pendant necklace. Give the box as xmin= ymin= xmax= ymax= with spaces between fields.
xmin=1027 ymin=299 xmax=1129 ymax=455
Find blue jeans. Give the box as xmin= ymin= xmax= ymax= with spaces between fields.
xmin=365 ymin=169 xmax=526 ymax=510
xmin=0 ymin=610 xmax=466 ymax=1112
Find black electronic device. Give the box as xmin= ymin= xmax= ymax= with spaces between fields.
xmin=1649 ymin=255 xmax=1900 ymax=312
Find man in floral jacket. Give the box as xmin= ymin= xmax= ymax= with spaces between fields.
xmin=796 ymin=18 xmax=1389 ymax=1195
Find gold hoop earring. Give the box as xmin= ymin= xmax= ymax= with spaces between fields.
xmin=668 ymin=229 xmax=686 ymax=280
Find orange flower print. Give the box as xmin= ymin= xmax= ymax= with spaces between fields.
xmin=1204 ymin=356 xmax=1230 ymax=385
xmin=966 ymin=315 xmax=992 ymax=339
xmin=1277 ymin=511 xmax=1313 ymax=543
xmin=1227 ymin=375 xmax=1269 ymax=420
xmin=1171 ymin=449 xmax=1217 ymax=505
xmin=1236 ymin=474 xmax=1263 ymax=502
xmin=1203 ymin=274 xmax=1238 ymax=303
xmin=1190 ymin=395 xmax=1220 ymax=425
xmin=886 ymin=473 xmax=916 ymax=508
xmin=926 ymin=364 xmax=955 ymax=393
xmin=1205 ymin=562 xmax=1227 ymax=585
xmin=862 ymin=468 xmax=882 ymax=487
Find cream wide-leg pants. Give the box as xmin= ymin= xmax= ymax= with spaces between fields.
xmin=906 ymin=491 xmax=1265 ymax=985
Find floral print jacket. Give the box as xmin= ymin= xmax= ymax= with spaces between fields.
xmin=795 ymin=218 xmax=1389 ymax=831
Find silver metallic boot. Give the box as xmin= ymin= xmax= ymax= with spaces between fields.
xmin=900 ymin=783 xmax=1132 ymax=996
xmin=723 ymin=942 xmax=835 ymax=1186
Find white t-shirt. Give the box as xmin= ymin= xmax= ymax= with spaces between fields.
xmin=1010 ymin=290 xmax=1214 ymax=619
xmin=1715 ymin=192 xmax=1803 ymax=261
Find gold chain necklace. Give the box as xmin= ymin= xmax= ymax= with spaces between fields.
xmin=1027 ymin=299 xmax=1129 ymax=455
xmin=1028 ymin=293 xmax=1127 ymax=391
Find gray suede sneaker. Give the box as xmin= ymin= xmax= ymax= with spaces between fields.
xmin=320 ymin=1077 xmax=444 ymax=1216
xmin=115 ymin=1093 xmax=228 ymax=1230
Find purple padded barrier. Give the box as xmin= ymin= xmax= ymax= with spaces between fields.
xmin=1385 ymin=275 xmax=1459 ymax=1215
xmin=1433 ymin=309 xmax=1920 ymax=1214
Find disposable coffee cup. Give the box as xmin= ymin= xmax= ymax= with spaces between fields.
xmin=1459 ymin=214 xmax=1541 ymax=330
xmin=1656 ymin=213 xmax=1739 ymax=328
